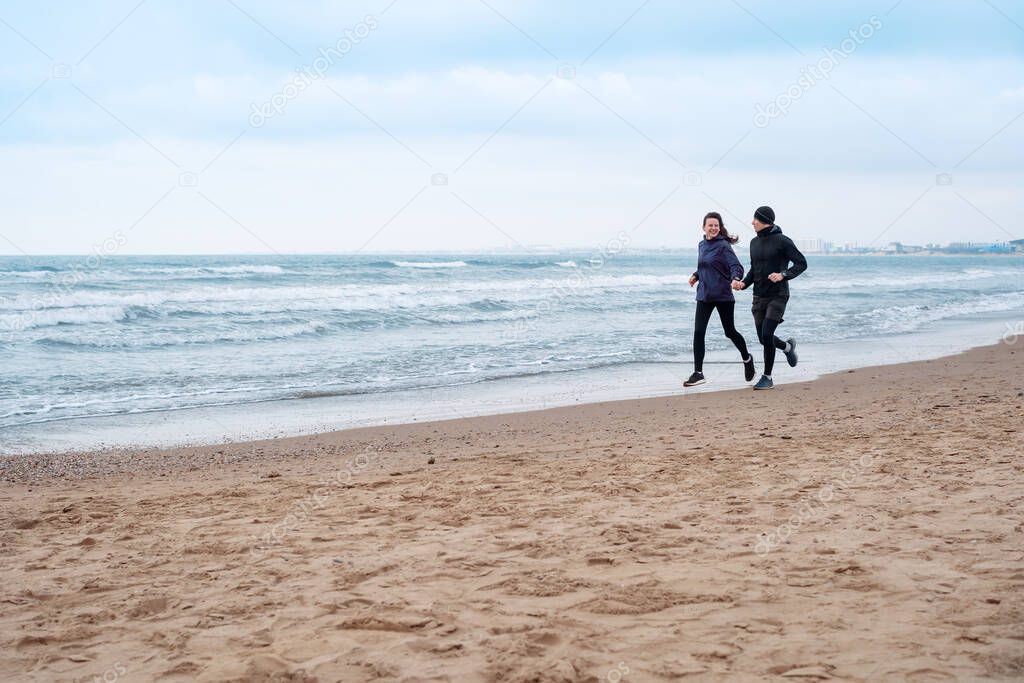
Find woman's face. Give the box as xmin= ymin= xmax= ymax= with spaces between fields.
xmin=703 ymin=217 xmax=721 ymax=239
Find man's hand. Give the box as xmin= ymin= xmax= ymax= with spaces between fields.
xmin=688 ymin=275 xmax=698 ymax=287
xmin=768 ymin=272 xmax=784 ymax=283
xmin=731 ymin=279 xmax=745 ymax=290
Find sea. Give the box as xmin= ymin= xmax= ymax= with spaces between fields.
xmin=2 ymin=252 xmax=1023 ymax=454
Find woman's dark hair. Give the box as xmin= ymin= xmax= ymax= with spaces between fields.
xmin=702 ymin=211 xmax=739 ymax=244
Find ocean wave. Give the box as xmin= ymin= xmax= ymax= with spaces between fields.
xmin=22 ymin=306 xmax=539 ymax=347
xmin=126 ymin=265 xmax=287 ymax=276
xmin=33 ymin=320 xmax=331 ymax=348
xmin=0 ymin=347 xmax=670 ymax=429
xmin=0 ymin=264 xmax=286 ymax=282
xmin=0 ymin=269 xmax=54 ymax=279
xmin=205 ymin=265 xmax=284 ymax=274
xmin=0 ymin=382 xmax=285 ymax=423
xmin=807 ymin=268 xmax=1004 ymax=291
xmin=0 ymin=305 xmax=132 ymax=331
xmin=555 ymin=260 xmax=578 ymax=268
xmin=0 ymin=274 xmax=695 ymax=318
xmin=837 ymin=291 xmax=1024 ymax=334
xmin=390 ymin=260 xmax=468 ymax=268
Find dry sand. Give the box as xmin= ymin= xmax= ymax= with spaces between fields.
xmin=2 ymin=342 xmax=1023 ymax=682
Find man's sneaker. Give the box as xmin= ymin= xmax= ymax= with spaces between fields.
xmin=753 ymin=375 xmax=774 ymax=390
xmin=743 ymin=356 xmax=756 ymax=382
xmin=683 ymin=372 xmax=706 ymax=387
xmin=784 ymin=338 xmax=798 ymax=367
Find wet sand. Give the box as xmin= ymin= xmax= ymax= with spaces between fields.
xmin=2 ymin=342 xmax=1023 ymax=681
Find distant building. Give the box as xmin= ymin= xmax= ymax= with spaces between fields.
xmin=793 ymin=239 xmax=833 ymax=254
xmin=834 ymin=241 xmax=865 ymax=253
xmin=947 ymin=242 xmax=1013 ymax=254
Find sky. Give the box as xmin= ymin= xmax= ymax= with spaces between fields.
xmin=0 ymin=0 xmax=1022 ymax=254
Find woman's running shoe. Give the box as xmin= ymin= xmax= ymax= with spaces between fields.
xmin=683 ymin=372 xmax=706 ymax=387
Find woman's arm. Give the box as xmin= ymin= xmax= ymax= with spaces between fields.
xmin=724 ymin=245 xmax=744 ymax=282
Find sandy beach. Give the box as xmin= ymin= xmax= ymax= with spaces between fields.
xmin=2 ymin=341 xmax=1023 ymax=682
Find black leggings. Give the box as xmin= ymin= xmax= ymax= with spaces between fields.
xmin=754 ymin=316 xmax=788 ymax=376
xmin=693 ymin=301 xmax=750 ymax=373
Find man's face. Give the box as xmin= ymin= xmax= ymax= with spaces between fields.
xmin=751 ymin=218 xmax=770 ymax=232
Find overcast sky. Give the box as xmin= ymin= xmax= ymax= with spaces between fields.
xmin=1 ymin=0 xmax=1022 ymax=254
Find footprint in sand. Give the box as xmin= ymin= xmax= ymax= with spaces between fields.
xmin=905 ymin=668 xmax=956 ymax=682
xmin=481 ymin=569 xmax=591 ymax=597
xmin=574 ymin=582 xmax=729 ymax=615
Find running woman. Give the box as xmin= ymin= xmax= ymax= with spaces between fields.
xmin=731 ymin=206 xmax=807 ymax=390
xmin=684 ymin=212 xmax=756 ymax=387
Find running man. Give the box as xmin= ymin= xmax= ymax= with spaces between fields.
xmin=731 ymin=206 xmax=807 ymax=390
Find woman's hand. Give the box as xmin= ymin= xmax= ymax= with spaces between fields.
xmin=768 ymin=272 xmax=784 ymax=283
xmin=688 ymin=275 xmax=698 ymax=287
xmin=731 ymin=279 xmax=745 ymax=290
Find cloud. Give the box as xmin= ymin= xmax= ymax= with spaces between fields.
xmin=999 ymin=85 xmax=1024 ymax=101
xmin=14 ymin=56 xmax=1013 ymax=173
xmin=1 ymin=1 xmax=1021 ymax=254
xmin=0 ymin=135 xmax=1018 ymax=254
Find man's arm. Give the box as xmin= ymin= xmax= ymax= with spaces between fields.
xmin=739 ymin=264 xmax=754 ymax=289
xmin=781 ymin=238 xmax=808 ymax=280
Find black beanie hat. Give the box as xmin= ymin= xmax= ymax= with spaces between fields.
xmin=754 ymin=206 xmax=775 ymax=225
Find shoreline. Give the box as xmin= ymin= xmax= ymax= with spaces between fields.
xmin=3 ymin=314 xmax=1019 ymax=460
xmin=2 ymin=341 xmax=1022 ymax=680
xmin=0 ymin=334 xmax=1017 ymax=484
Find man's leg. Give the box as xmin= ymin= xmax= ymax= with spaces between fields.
xmin=770 ymin=329 xmax=787 ymax=351
xmin=752 ymin=301 xmax=776 ymax=374
xmin=761 ymin=317 xmax=782 ymax=376
xmin=766 ymin=297 xmax=794 ymax=369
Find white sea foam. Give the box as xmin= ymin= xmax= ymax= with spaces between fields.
xmin=0 ymin=305 xmax=131 ymax=330
xmin=806 ymin=268 xmax=1003 ymax=291
xmin=391 ymin=260 xmax=468 ymax=268
xmin=849 ymin=291 xmax=1024 ymax=334
xmin=0 ymin=264 xmax=286 ymax=282
xmin=0 ymin=274 xmax=695 ymax=317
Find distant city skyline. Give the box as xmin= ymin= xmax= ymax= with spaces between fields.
xmin=2 ymin=237 xmax=1020 ymax=257
xmin=1 ymin=0 xmax=1022 ymax=255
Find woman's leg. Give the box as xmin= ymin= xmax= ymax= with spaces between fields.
xmin=693 ymin=301 xmax=714 ymax=372
xmin=715 ymin=301 xmax=750 ymax=360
